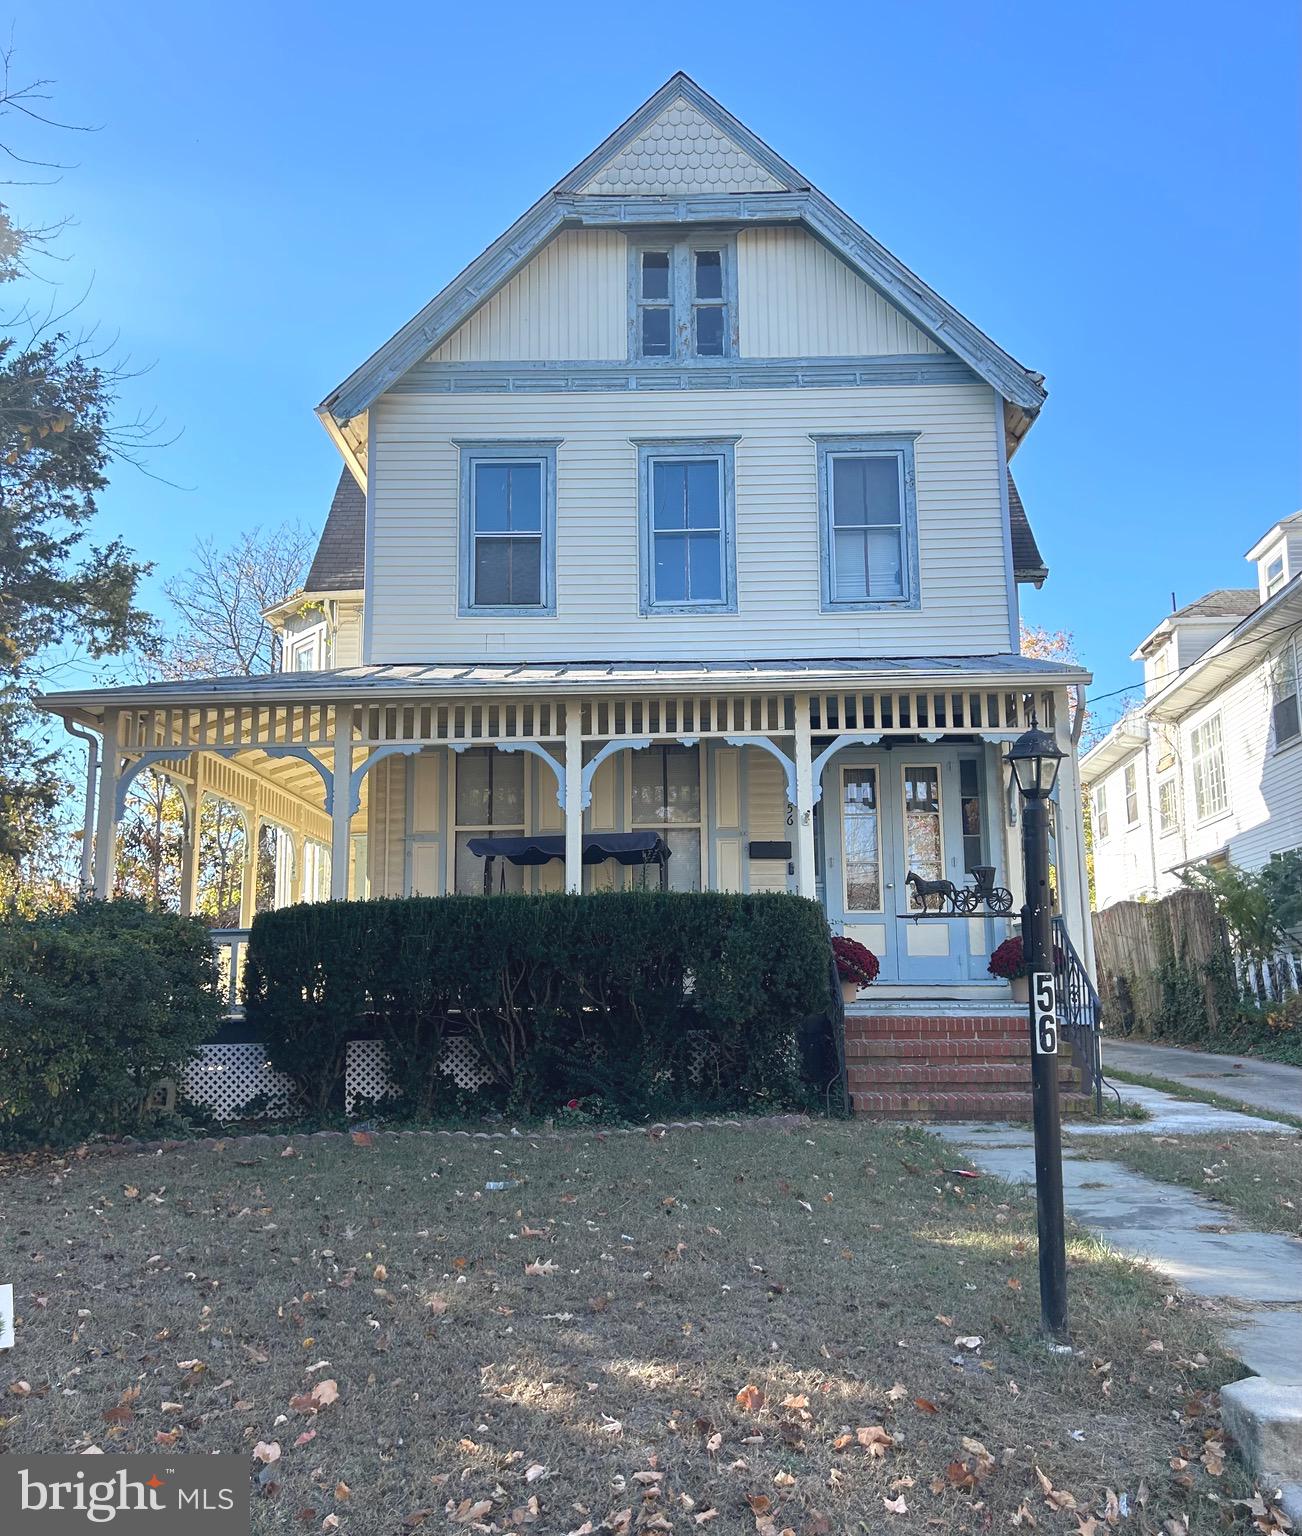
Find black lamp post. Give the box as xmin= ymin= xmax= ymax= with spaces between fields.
xmin=1008 ymin=716 xmax=1069 ymax=1341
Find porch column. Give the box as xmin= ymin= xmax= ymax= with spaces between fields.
xmin=563 ymin=705 xmax=583 ymax=894
xmin=91 ymin=709 xmax=121 ymax=899
xmin=178 ymin=787 xmax=201 ymax=918
xmin=329 ymin=706 xmax=352 ymax=899
xmin=237 ymin=808 xmax=259 ymax=929
xmin=793 ymin=694 xmax=817 ymax=900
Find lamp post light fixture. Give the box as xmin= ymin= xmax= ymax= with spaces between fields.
xmin=1009 ymin=716 xmax=1069 ymax=1341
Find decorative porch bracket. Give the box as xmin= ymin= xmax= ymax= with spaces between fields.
xmin=723 ymin=735 xmax=798 ymax=807
xmin=449 ymin=739 xmax=567 ymax=811
xmin=348 ymin=743 xmax=424 ymax=816
xmin=578 ymin=737 xmax=653 ymax=811
xmin=808 ymin=734 xmax=883 ymax=805
xmin=116 ymin=745 xmax=334 ymax=820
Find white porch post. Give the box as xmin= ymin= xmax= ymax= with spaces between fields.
xmin=91 ymin=709 xmax=121 ymax=899
xmin=564 ymin=704 xmax=583 ymax=894
xmin=179 ymin=785 xmax=201 ymax=918
xmin=237 ymin=805 xmax=259 ymax=929
xmin=330 ymin=706 xmax=352 ymax=899
xmin=793 ymin=693 xmax=817 ymax=900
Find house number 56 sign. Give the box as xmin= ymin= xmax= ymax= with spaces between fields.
xmin=1032 ymin=972 xmax=1058 ymax=1055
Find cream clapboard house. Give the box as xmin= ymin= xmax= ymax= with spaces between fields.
xmin=1085 ymin=512 xmax=1302 ymax=908
xmin=42 ymin=77 xmax=1095 ymax=1109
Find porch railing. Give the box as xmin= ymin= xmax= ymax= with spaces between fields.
xmin=209 ymin=928 xmax=251 ymax=1019
xmin=1052 ymin=916 xmax=1104 ymax=1113
xmin=1236 ymin=944 xmax=1302 ymax=1003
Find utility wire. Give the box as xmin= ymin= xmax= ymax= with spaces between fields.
xmin=1082 ymin=616 xmax=1302 ymax=709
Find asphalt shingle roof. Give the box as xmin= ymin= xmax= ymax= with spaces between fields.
xmin=304 ymin=468 xmax=366 ymax=592
xmin=1172 ymin=588 xmax=1258 ymax=620
xmin=1007 ymin=475 xmax=1046 ymax=584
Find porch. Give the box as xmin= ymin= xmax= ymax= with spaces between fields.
xmin=42 ymin=655 xmax=1094 ymax=1000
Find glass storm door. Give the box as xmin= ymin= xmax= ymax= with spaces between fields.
xmin=894 ymin=760 xmax=967 ymax=982
xmin=834 ymin=759 xmax=898 ymax=982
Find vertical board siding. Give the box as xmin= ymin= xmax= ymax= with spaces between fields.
xmin=369 ymin=381 xmax=1008 ymax=661
xmin=428 ymin=230 xmax=625 ymax=363
xmin=737 ymin=227 xmax=942 ymax=358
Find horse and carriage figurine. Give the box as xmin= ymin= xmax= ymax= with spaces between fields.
xmin=904 ymin=864 xmax=1014 ymax=916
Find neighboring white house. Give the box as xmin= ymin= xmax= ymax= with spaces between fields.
xmin=40 ymin=74 xmax=1091 ymax=1014
xmin=1084 ymin=511 xmax=1302 ymax=908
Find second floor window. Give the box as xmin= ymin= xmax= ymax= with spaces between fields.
xmin=1093 ymin=786 xmax=1109 ymax=842
xmin=1272 ymin=639 xmax=1300 ymax=746
xmin=457 ymin=441 xmax=558 ymax=615
xmin=1190 ymin=713 xmax=1228 ymax=821
xmin=1124 ymin=762 xmax=1139 ymax=825
xmin=1158 ymin=776 xmax=1180 ymax=836
xmin=814 ymin=435 xmax=920 ymax=610
xmin=631 ymin=239 xmax=733 ymax=361
xmin=636 ymin=439 xmax=738 ymax=614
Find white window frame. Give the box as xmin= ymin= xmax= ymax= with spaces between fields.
xmin=1190 ymin=712 xmax=1228 ymax=823
xmin=627 ymin=235 xmax=737 ymax=363
xmin=1272 ymin=637 xmax=1301 ymax=748
xmin=628 ymin=743 xmax=704 ymax=892
xmin=1123 ymin=762 xmax=1140 ymax=826
xmin=1157 ymin=776 xmax=1180 ymax=837
xmin=1265 ymin=552 xmax=1288 ymax=597
xmin=1093 ymin=785 xmax=1109 ymax=842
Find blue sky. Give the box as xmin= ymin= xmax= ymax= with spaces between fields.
xmin=9 ymin=0 xmax=1299 ymax=715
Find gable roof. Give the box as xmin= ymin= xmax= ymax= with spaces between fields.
xmin=1171 ymin=588 xmax=1258 ymax=621
xmin=304 ymin=469 xmax=365 ymax=592
xmin=318 ymin=74 xmax=1046 ymax=433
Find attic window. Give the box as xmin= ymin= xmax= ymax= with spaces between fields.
xmin=1266 ymin=553 xmax=1287 ymax=597
xmin=630 ymin=238 xmax=734 ymax=362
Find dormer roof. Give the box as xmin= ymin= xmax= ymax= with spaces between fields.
xmin=1245 ymin=509 xmax=1302 ymax=562
xmin=1129 ymin=588 xmax=1257 ymax=660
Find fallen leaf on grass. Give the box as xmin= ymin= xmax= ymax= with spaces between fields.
xmin=252 ymin=1441 xmax=281 ymax=1464
xmin=883 ymin=1495 xmax=908 ymax=1515
xmin=351 ymin=1130 xmax=374 ymax=1147
xmin=450 ymin=1498 xmax=493 ymax=1523
xmin=734 ymin=1384 xmax=765 ymax=1413
xmin=289 ymin=1379 xmax=340 ymax=1414
xmin=856 ymin=1425 xmax=894 ymax=1457
xmin=1034 ymin=1467 xmax=1077 ymax=1512
xmin=524 ymin=1259 xmax=559 ymax=1277
xmin=293 ymin=1429 xmax=316 ymax=1449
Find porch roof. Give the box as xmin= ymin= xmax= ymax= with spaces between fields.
xmin=41 ymin=653 xmax=1090 ymax=723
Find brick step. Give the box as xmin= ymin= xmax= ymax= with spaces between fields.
xmin=852 ymin=1089 xmax=1095 ymax=1121
xmin=848 ymin=1062 xmax=1081 ymax=1090
xmin=844 ymin=1015 xmax=1025 ymax=1041
xmin=847 ymin=1037 xmax=1033 ymax=1061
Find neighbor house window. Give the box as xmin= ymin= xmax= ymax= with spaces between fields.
xmin=629 ymin=239 xmax=734 ymax=361
xmin=636 ymin=439 xmax=737 ymax=614
xmin=1190 ymin=713 xmax=1228 ymax=820
xmin=630 ymin=744 xmax=701 ymax=891
xmin=1273 ymin=639 xmax=1300 ymax=746
xmin=289 ymin=633 xmax=323 ymax=672
xmin=1157 ymin=777 xmax=1180 ymax=836
xmin=457 ymin=441 xmax=559 ymax=615
xmin=1124 ymin=762 xmax=1139 ymax=826
xmin=1093 ymin=786 xmax=1109 ymax=842
xmin=454 ymin=747 xmax=525 ymax=895
xmin=814 ymin=435 xmax=920 ymax=610
xmin=1266 ymin=553 xmax=1287 ymax=597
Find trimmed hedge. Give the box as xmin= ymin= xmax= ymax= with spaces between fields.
xmin=242 ymin=891 xmax=835 ymax=1119
xmin=0 ymin=899 xmax=223 ymax=1148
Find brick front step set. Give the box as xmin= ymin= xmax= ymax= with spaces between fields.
xmin=846 ymin=1012 xmax=1091 ymax=1121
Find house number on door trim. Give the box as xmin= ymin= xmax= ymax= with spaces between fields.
xmin=1032 ymin=972 xmax=1058 ymax=1055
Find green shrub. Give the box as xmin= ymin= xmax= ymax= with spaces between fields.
xmin=242 ymin=891 xmax=834 ymax=1119
xmin=0 ymin=899 xmax=223 ymax=1148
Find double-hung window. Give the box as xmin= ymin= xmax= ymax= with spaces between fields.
xmin=1157 ymin=777 xmax=1180 ymax=836
xmin=1093 ymin=786 xmax=1109 ymax=842
xmin=635 ymin=439 xmax=737 ymax=614
xmin=1123 ymin=762 xmax=1139 ymax=826
xmin=457 ymin=441 xmax=559 ymax=615
xmin=1266 ymin=553 xmax=1288 ymax=597
xmin=1273 ymin=639 xmax=1300 ymax=747
xmin=1190 ymin=713 xmax=1228 ymax=821
xmin=630 ymin=238 xmax=734 ymax=361
xmin=814 ymin=435 xmax=920 ymax=610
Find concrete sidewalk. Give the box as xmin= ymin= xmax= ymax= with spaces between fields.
xmin=936 ymin=1098 xmax=1302 ymax=1514
xmin=1104 ymin=1039 xmax=1302 ymax=1121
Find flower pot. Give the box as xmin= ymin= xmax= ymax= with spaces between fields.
xmin=840 ymin=978 xmax=861 ymax=1005
xmin=1009 ymin=974 xmax=1029 ymax=1004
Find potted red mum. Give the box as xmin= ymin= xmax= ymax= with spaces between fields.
xmin=832 ymin=934 xmax=879 ymax=1003
xmin=988 ymin=935 xmax=1064 ymax=1002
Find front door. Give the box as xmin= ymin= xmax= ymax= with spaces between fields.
xmin=825 ymin=749 xmax=992 ymax=984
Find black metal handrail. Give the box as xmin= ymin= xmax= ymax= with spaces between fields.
xmin=1052 ymin=916 xmax=1103 ymax=1112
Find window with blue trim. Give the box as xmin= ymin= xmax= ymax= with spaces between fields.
xmin=814 ymin=435 xmax=920 ymax=611
xmin=636 ymin=439 xmax=737 ymax=614
xmin=457 ymin=441 xmax=558 ymax=615
xmin=630 ymin=239 xmax=734 ymax=362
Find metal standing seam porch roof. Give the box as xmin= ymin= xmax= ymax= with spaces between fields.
xmin=40 ymin=653 xmax=1091 ymax=723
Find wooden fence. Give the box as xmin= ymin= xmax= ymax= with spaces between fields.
xmin=1091 ymin=888 xmax=1233 ymax=1033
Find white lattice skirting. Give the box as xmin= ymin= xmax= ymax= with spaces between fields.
xmin=180 ymin=1034 xmax=494 ymax=1122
